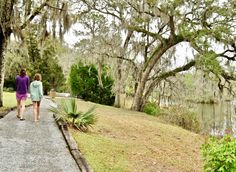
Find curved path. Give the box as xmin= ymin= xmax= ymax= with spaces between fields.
xmin=0 ymin=98 xmax=80 ymax=172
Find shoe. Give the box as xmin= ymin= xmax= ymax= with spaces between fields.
xmin=20 ymin=118 xmax=25 ymax=121
xmin=16 ymin=115 xmax=20 ymax=118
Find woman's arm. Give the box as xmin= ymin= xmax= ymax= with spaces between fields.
xmin=39 ymin=82 xmax=43 ymax=98
xmin=27 ymin=76 xmax=30 ymax=92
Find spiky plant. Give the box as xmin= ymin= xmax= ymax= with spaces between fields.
xmin=74 ymin=106 xmax=96 ymax=132
xmin=49 ymin=98 xmax=96 ymax=131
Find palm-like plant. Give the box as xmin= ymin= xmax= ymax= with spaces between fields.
xmin=49 ymin=98 xmax=96 ymax=132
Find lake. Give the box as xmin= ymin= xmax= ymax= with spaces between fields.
xmin=122 ymin=96 xmax=236 ymax=136
xmin=187 ymin=101 xmax=236 ymax=136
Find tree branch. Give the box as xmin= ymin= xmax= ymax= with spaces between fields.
xmin=125 ymin=24 xmax=165 ymax=43
xmin=20 ymin=0 xmax=50 ymax=30
xmin=169 ymin=16 xmax=175 ymax=37
xmin=46 ymin=3 xmax=66 ymax=11
xmin=81 ymin=0 xmax=123 ymax=21
xmin=217 ymin=44 xmax=236 ymax=61
xmin=143 ymin=60 xmax=196 ymax=100
xmin=156 ymin=60 xmax=196 ymax=81
xmin=221 ymin=71 xmax=236 ymax=81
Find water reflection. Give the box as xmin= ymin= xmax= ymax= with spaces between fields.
xmin=187 ymin=101 xmax=236 ymax=136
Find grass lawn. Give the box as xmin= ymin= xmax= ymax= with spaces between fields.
xmin=3 ymin=92 xmax=32 ymax=107
xmin=68 ymin=99 xmax=204 ymax=172
xmin=0 ymin=92 xmax=32 ymax=115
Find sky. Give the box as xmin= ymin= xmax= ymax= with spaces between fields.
xmin=64 ymin=29 xmax=78 ymax=46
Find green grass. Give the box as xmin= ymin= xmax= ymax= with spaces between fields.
xmin=68 ymin=99 xmax=204 ymax=172
xmin=3 ymin=92 xmax=32 ymax=107
xmin=71 ymin=131 xmax=129 ymax=172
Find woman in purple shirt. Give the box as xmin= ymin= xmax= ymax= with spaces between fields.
xmin=16 ymin=68 xmax=30 ymax=120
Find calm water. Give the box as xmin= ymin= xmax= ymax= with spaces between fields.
xmin=127 ymin=97 xmax=236 ymax=136
xmin=187 ymin=101 xmax=236 ymax=136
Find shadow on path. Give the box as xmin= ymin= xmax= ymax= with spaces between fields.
xmin=0 ymin=98 xmax=80 ymax=172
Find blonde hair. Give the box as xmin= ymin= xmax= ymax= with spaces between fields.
xmin=34 ymin=73 xmax=42 ymax=81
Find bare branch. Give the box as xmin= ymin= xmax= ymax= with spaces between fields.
xmin=217 ymin=45 xmax=236 ymax=61
xmin=125 ymin=24 xmax=165 ymax=43
xmin=143 ymin=60 xmax=196 ymax=100
xmin=20 ymin=0 xmax=50 ymax=30
xmin=156 ymin=60 xmax=196 ymax=81
xmin=221 ymin=71 xmax=236 ymax=81
xmin=46 ymin=3 xmax=66 ymax=11
xmin=169 ymin=16 xmax=175 ymax=37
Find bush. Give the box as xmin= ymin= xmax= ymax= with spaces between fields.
xmin=4 ymin=76 xmax=16 ymax=91
xmin=201 ymin=135 xmax=236 ymax=172
xmin=143 ymin=102 xmax=160 ymax=116
xmin=158 ymin=106 xmax=200 ymax=133
xmin=3 ymin=87 xmax=14 ymax=92
xmin=69 ymin=62 xmax=115 ymax=105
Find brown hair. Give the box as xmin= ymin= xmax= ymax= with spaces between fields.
xmin=34 ymin=73 xmax=42 ymax=81
xmin=20 ymin=68 xmax=26 ymax=77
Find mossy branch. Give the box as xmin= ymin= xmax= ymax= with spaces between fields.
xmin=20 ymin=0 xmax=50 ymax=30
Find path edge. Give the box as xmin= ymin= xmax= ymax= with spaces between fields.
xmin=53 ymin=114 xmax=93 ymax=172
xmin=0 ymin=104 xmax=32 ymax=118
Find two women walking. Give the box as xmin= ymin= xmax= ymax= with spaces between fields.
xmin=16 ymin=68 xmax=43 ymax=122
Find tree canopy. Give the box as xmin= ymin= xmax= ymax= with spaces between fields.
xmin=73 ymin=0 xmax=236 ymax=110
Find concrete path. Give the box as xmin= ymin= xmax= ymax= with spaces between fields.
xmin=0 ymin=98 xmax=80 ymax=172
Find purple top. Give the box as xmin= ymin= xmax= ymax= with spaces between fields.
xmin=16 ymin=75 xmax=30 ymax=94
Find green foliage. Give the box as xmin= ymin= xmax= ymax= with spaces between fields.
xmin=201 ymin=135 xmax=236 ymax=172
xmin=158 ymin=106 xmax=201 ymax=133
xmin=69 ymin=62 xmax=115 ymax=105
xmin=196 ymin=51 xmax=222 ymax=75
xmin=183 ymin=73 xmax=194 ymax=88
xmin=26 ymin=33 xmax=65 ymax=94
xmin=4 ymin=43 xmax=30 ymax=90
xmin=49 ymin=98 xmax=96 ymax=132
xmin=4 ymin=34 xmax=66 ymax=94
xmin=143 ymin=102 xmax=161 ymax=116
xmin=4 ymin=77 xmax=16 ymax=91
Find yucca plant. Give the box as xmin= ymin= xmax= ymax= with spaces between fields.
xmin=49 ymin=98 xmax=96 ymax=132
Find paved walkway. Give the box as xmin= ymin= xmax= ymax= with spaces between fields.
xmin=0 ymin=98 xmax=80 ymax=172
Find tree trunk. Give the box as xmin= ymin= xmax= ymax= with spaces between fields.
xmin=131 ymin=78 xmax=146 ymax=111
xmin=114 ymin=59 xmax=122 ymax=108
xmin=0 ymin=33 xmax=7 ymax=107
xmin=131 ymin=35 xmax=186 ymax=111
xmin=114 ymin=31 xmax=133 ymax=108
xmin=0 ymin=0 xmax=14 ymax=107
xmin=97 ymin=58 xmax=103 ymax=87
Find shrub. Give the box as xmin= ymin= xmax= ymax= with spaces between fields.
xmin=201 ymin=135 xmax=236 ymax=172
xmin=3 ymin=87 xmax=14 ymax=92
xmin=158 ymin=106 xmax=200 ymax=133
xmin=69 ymin=62 xmax=115 ymax=105
xmin=4 ymin=76 xmax=16 ymax=91
xmin=143 ymin=102 xmax=160 ymax=116
xmin=49 ymin=98 xmax=96 ymax=132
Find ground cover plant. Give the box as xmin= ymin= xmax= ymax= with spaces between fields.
xmin=202 ymin=135 xmax=236 ymax=172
